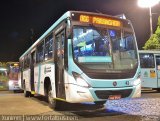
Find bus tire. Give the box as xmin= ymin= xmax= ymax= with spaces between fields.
xmin=24 ymin=90 xmax=30 ymax=97
xmin=30 ymin=93 xmax=34 ymax=97
xmin=94 ymin=101 xmax=106 ymax=106
xmin=48 ymin=85 xmax=62 ymax=110
xmin=156 ymin=88 xmax=160 ymax=92
xmin=13 ymin=90 xmax=17 ymax=93
xmin=24 ymin=84 xmax=30 ymax=97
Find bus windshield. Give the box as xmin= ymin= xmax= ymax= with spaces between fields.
xmin=72 ymin=26 xmax=138 ymax=72
xmin=8 ymin=66 xmax=19 ymax=80
xmin=139 ymin=53 xmax=155 ymax=68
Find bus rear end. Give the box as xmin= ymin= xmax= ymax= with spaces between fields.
xmin=8 ymin=63 xmax=21 ymax=92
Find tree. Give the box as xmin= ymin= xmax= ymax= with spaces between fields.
xmin=143 ymin=16 xmax=160 ymax=50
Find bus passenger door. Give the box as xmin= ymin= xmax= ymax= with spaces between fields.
xmin=155 ymin=55 xmax=160 ymax=87
xmin=55 ymin=30 xmax=66 ymax=99
xmin=140 ymin=53 xmax=157 ymax=88
xmin=30 ymin=51 xmax=36 ymax=93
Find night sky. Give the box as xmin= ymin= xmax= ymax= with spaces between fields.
xmin=0 ymin=0 xmax=160 ymax=61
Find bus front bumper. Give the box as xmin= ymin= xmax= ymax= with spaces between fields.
xmin=66 ymin=83 xmax=141 ymax=103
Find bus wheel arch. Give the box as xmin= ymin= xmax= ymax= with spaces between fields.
xmin=44 ymin=77 xmax=62 ymax=110
xmin=44 ymin=77 xmax=52 ymax=103
xmin=44 ymin=77 xmax=51 ymax=97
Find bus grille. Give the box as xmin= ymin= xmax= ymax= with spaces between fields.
xmin=95 ymin=89 xmax=132 ymax=99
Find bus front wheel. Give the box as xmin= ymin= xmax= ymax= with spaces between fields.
xmin=156 ymin=88 xmax=160 ymax=92
xmin=94 ymin=101 xmax=106 ymax=106
xmin=48 ymin=85 xmax=62 ymax=110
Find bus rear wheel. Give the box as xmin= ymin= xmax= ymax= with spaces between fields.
xmin=24 ymin=86 xmax=30 ymax=97
xmin=48 ymin=85 xmax=62 ymax=110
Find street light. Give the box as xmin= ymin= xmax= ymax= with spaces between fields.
xmin=138 ymin=0 xmax=160 ymax=36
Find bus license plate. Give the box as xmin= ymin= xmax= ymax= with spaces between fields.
xmin=108 ymin=95 xmax=121 ymax=100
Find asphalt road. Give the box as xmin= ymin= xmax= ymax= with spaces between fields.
xmin=0 ymin=89 xmax=160 ymax=121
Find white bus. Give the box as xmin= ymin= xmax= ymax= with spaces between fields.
xmin=19 ymin=11 xmax=141 ymax=110
xmin=139 ymin=50 xmax=160 ymax=90
xmin=8 ymin=63 xmax=21 ymax=92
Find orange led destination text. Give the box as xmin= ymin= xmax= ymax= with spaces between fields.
xmin=80 ymin=15 xmax=121 ymax=27
xmin=80 ymin=15 xmax=89 ymax=23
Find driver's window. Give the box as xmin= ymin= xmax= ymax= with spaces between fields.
xmin=73 ymin=27 xmax=110 ymax=59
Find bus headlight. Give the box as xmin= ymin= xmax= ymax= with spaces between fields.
xmin=9 ymin=81 xmax=13 ymax=86
xmin=72 ymin=72 xmax=91 ymax=88
xmin=132 ymin=78 xmax=141 ymax=86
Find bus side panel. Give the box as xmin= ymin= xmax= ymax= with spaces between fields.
xmin=64 ymin=70 xmax=71 ymax=101
xmin=39 ymin=64 xmax=45 ymax=95
xmin=141 ymin=68 xmax=157 ymax=88
xmin=50 ymin=64 xmax=56 ymax=98
xmin=64 ymin=71 xmax=94 ymax=103
xmin=39 ymin=63 xmax=55 ymax=96
xmin=34 ymin=65 xmax=44 ymax=95
xmin=23 ymin=69 xmax=31 ymax=91
xmin=34 ymin=63 xmax=56 ymax=96
xmin=34 ymin=65 xmax=39 ymax=94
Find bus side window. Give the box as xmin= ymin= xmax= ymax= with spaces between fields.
xmin=61 ymin=33 xmax=65 ymax=58
xmin=33 ymin=52 xmax=36 ymax=65
xmin=139 ymin=54 xmax=155 ymax=68
xmin=27 ymin=54 xmax=30 ymax=67
xmin=45 ymin=34 xmax=53 ymax=61
xmin=19 ymin=60 xmax=23 ymax=70
xmin=36 ymin=41 xmax=44 ymax=63
xmin=24 ymin=56 xmax=28 ymax=69
xmin=22 ymin=61 xmax=24 ymax=70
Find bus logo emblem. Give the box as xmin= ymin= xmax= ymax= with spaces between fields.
xmin=113 ymin=81 xmax=117 ymax=87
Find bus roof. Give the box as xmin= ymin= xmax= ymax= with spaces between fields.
xmin=139 ymin=50 xmax=160 ymax=54
xmin=20 ymin=11 xmax=129 ymax=60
